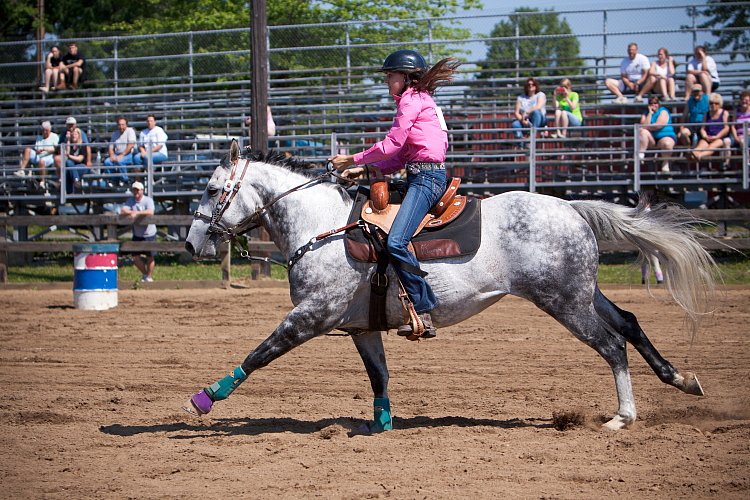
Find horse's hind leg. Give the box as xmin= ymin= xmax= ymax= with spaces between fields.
xmin=536 ymin=300 xmax=637 ymax=430
xmin=593 ymin=288 xmax=704 ymax=396
xmin=351 ymin=331 xmax=392 ymax=432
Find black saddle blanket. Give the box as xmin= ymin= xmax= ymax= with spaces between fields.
xmin=344 ymin=186 xmax=482 ymax=263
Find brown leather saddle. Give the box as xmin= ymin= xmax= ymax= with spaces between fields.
xmin=344 ymin=176 xmax=482 ymax=263
xmin=361 ymin=176 xmax=466 ymax=235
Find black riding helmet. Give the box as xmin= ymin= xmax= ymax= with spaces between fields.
xmin=381 ymin=49 xmax=427 ymax=73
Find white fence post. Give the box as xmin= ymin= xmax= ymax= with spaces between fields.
xmin=147 ymin=149 xmax=154 ymax=195
xmin=633 ymin=124 xmax=641 ymax=193
xmin=529 ymin=127 xmax=536 ymax=193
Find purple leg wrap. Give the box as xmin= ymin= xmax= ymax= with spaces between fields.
xmin=190 ymin=389 xmax=214 ymax=415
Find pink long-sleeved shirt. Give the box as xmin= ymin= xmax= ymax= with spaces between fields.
xmin=353 ymin=87 xmax=448 ymax=174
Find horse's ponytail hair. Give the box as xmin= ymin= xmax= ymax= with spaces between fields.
xmin=410 ymin=58 xmax=461 ymax=94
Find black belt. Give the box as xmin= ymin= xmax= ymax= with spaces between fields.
xmin=405 ymin=162 xmax=445 ymax=175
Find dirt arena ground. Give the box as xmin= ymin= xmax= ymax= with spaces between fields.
xmin=0 ymin=284 xmax=748 ymax=498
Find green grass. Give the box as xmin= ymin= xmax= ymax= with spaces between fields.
xmin=7 ymin=256 xmax=288 ymax=283
xmin=596 ymin=262 xmax=750 ymax=285
xmin=6 ymin=253 xmax=749 ymax=285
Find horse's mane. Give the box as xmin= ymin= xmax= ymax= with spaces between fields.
xmin=239 ymin=148 xmax=323 ymax=178
xmin=227 ymin=147 xmax=351 ymax=202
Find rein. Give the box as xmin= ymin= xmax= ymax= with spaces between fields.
xmin=193 ymin=158 xmax=355 ymax=242
xmin=193 ymin=156 xmax=358 ymax=269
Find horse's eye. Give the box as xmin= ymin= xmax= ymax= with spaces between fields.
xmin=207 ymin=184 xmax=220 ymax=197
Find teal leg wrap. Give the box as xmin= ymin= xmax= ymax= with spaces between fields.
xmin=369 ymin=397 xmax=393 ymax=432
xmin=205 ymin=366 xmax=248 ymax=401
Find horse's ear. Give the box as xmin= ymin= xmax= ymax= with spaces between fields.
xmin=229 ymin=139 xmax=240 ymax=166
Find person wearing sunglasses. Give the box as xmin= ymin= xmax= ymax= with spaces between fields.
xmin=689 ymin=93 xmax=730 ymax=163
xmin=511 ymin=77 xmax=547 ymax=142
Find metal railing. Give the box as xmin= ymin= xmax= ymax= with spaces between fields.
xmin=1 ymin=122 xmax=746 ymax=207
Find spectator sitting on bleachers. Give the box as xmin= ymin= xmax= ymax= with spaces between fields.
xmin=244 ymin=105 xmax=277 ymax=138
xmin=684 ymin=45 xmax=720 ymax=100
xmin=64 ymin=128 xmax=91 ymax=193
xmin=678 ymin=84 xmax=710 ymax=146
xmin=729 ymin=90 xmax=750 ymax=150
xmin=54 ymin=116 xmax=90 ymax=179
xmin=688 ymin=92 xmax=730 ymax=163
xmin=639 ymin=95 xmax=677 ymax=173
xmin=38 ymin=46 xmax=63 ymax=93
xmin=650 ymin=47 xmax=677 ymax=101
xmin=15 ymin=120 xmax=60 ymax=192
xmin=605 ymin=42 xmax=655 ymax=104
xmin=551 ymin=78 xmax=582 ymax=138
xmin=511 ymin=77 xmax=547 ymax=141
xmin=104 ymin=116 xmax=137 ymax=185
xmin=133 ymin=114 xmax=169 ymax=168
xmin=59 ymin=42 xmax=85 ymax=90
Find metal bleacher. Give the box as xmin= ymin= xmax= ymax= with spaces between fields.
xmin=1 ymin=8 xmax=749 ymax=216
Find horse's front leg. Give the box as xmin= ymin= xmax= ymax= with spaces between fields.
xmin=351 ymin=331 xmax=392 ymax=432
xmin=185 ymin=302 xmax=340 ymax=416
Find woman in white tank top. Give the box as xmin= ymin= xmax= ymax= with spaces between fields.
xmin=650 ymin=47 xmax=676 ymax=101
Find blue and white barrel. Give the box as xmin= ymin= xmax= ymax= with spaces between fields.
xmin=73 ymin=243 xmax=119 ymax=310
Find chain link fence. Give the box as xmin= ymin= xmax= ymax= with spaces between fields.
xmin=0 ymin=4 xmax=747 ymax=92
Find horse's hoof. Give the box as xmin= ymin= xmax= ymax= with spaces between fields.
xmin=602 ymin=414 xmax=632 ymax=431
xmin=182 ymin=390 xmax=214 ymax=416
xmin=682 ymin=372 xmax=705 ymax=396
xmin=368 ymin=420 xmax=390 ymax=433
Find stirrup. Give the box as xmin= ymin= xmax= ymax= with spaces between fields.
xmin=396 ymin=280 xmax=437 ymax=340
xmin=397 ymin=285 xmax=423 ymax=341
xmin=397 ymin=312 xmax=436 ymax=340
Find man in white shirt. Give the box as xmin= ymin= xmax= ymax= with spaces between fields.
xmin=120 ymin=181 xmax=157 ymax=282
xmin=605 ymin=42 xmax=656 ymax=104
xmin=104 ymin=115 xmax=137 ymax=183
xmin=684 ymin=45 xmax=720 ymax=100
xmin=16 ymin=120 xmax=60 ymax=191
xmin=133 ymin=114 xmax=169 ymax=167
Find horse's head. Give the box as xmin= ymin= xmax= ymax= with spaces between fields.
xmin=186 ymin=140 xmax=262 ymax=258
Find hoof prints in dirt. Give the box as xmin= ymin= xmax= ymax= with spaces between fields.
xmin=552 ymin=410 xmax=586 ymax=431
xmin=13 ymin=410 xmax=75 ymax=425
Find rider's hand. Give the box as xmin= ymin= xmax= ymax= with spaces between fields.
xmin=329 ymin=154 xmax=355 ymax=171
xmin=340 ymin=166 xmax=365 ymax=179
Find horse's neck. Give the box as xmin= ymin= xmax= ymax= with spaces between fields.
xmin=251 ymin=165 xmax=351 ymax=257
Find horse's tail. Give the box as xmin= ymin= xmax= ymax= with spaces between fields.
xmin=569 ymin=199 xmax=718 ymax=334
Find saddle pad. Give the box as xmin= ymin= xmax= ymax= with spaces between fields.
xmin=345 ymin=186 xmax=482 ymax=263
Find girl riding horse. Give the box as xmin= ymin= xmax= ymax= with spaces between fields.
xmin=330 ymin=49 xmax=461 ymax=339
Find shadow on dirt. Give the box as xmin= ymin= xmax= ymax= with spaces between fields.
xmin=100 ymin=414 xmax=552 ymax=438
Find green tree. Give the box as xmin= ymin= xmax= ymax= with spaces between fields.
xmin=0 ymin=0 xmax=481 ymax=88
xmin=692 ymin=1 xmax=749 ymax=60
xmin=478 ymin=7 xmax=582 ymax=82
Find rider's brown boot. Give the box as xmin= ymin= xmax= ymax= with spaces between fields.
xmin=396 ymin=313 xmax=437 ymax=339
xmin=419 ymin=313 xmax=437 ymax=338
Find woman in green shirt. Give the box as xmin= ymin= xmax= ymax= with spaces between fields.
xmin=552 ymin=78 xmax=583 ymax=138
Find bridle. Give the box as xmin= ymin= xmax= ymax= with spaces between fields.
xmin=193 ymin=156 xmax=355 ymax=243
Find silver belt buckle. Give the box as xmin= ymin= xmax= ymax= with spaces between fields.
xmin=406 ymin=163 xmax=421 ymax=175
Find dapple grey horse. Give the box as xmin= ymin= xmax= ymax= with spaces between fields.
xmin=184 ymin=142 xmax=716 ymax=431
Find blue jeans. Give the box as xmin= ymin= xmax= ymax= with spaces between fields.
xmin=65 ymin=159 xmax=90 ymax=193
xmin=133 ymin=151 xmax=168 ymax=166
xmin=511 ymin=110 xmax=548 ymax=139
xmin=103 ymin=153 xmax=134 ymax=182
xmin=564 ymin=111 xmax=582 ymax=127
xmin=387 ymin=168 xmax=446 ymax=314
